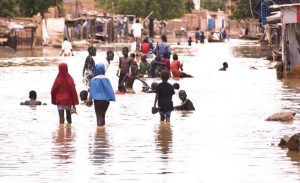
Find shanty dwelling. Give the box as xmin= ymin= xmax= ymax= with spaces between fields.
xmin=274 ymin=3 xmax=300 ymax=78
xmin=0 ymin=18 xmax=37 ymax=50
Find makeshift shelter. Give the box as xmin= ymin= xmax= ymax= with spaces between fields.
xmin=272 ymin=3 xmax=300 ymax=78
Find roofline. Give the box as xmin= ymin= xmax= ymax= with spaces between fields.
xmin=270 ymin=3 xmax=300 ymax=9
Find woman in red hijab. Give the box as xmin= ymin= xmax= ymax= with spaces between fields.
xmin=51 ymin=63 xmax=79 ymax=124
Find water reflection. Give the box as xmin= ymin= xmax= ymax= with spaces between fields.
xmin=89 ymin=128 xmax=111 ymax=166
xmin=287 ymin=151 xmax=300 ymax=162
xmin=52 ymin=124 xmax=75 ymax=163
xmin=231 ymin=44 xmax=270 ymax=58
xmin=0 ymin=57 xmax=60 ymax=67
xmin=0 ymin=47 xmax=60 ymax=58
xmin=283 ymin=79 xmax=300 ymax=92
xmin=178 ymin=111 xmax=194 ymax=117
xmin=155 ymin=122 xmax=173 ymax=159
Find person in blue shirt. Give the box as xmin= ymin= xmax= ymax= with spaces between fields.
xmin=195 ymin=27 xmax=201 ymax=43
xmin=88 ymin=52 xmax=115 ymax=127
xmin=152 ymin=35 xmax=171 ymax=58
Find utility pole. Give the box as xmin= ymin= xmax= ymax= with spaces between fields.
xmin=112 ymin=0 xmax=116 ymax=42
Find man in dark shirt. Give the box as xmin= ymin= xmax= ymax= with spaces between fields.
xmin=174 ymin=90 xmax=195 ymax=111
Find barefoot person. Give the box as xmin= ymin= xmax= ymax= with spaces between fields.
xmin=131 ymin=19 xmax=143 ymax=49
xmin=153 ymin=70 xmax=175 ymax=122
xmin=51 ymin=63 xmax=79 ymax=124
xmin=170 ymin=54 xmax=193 ymax=78
xmin=83 ymin=46 xmax=96 ymax=89
xmin=60 ymin=37 xmax=74 ymax=56
xmin=153 ymin=35 xmax=171 ymax=58
xmin=219 ymin=62 xmax=228 ymax=71
xmin=116 ymin=47 xmax=131 ymax=90
xmin=139 ymin=54 xmax=150 ymax=77
xmin=88 ymin=63 xmax=116 ymax=127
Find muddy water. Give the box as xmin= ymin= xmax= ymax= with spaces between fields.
xmin=1 ymin=40 xmax=300 ymax=183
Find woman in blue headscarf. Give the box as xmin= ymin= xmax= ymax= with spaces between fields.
xmin=89 ymin=51 xmax=115 ymax=127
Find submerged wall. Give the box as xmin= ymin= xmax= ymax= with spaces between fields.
xmin=283 ymin=23 xmax=300 ymax=78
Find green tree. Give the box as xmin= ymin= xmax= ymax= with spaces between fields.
xmin=18 ymin=0 xmax=63 ymax=17
xmin=201 ymin=0 xmax=225 ymax=11
xmin=230 ymin=0 xmax=257 ymax=19
xmin=0 ymin=0 xmax=20 ymax=17
xmin=96 ymin=0 xmax=186 ymax=20
xmin=185 ymin=0 xmax=195 ymax=13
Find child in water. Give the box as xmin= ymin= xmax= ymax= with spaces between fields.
xmin=20 ymin=90 xmax=44 ymax=105
xmin=119 ymin=53 xmax=139 ymax=93
xmin=83 ymin=46 xmax=96 ymax=89
xmin=219 ymin=62 xmax=228 ymax=71
xmin=153 ymin=70 xmax=175 ymax=122
xmin=139 ymin=54 xmax=150 ymax=77
xmin=188 ymin=37 xmax=192 ymax=46
xmin=117 ymin=47 xmax=131 ymax=90
xmin=172 ymin=83 xmax=180 ymax=90
xmin=174 ymin=90 xmax=195 ymax=110
xmin=51 ymin=63 xmax=79 ymax=124
xmin=142 ymin=81 xmax=158 ymax=93
xmin=170 ymin=54 xmax=193 ymax=78
xmin=79 ymin=90 xmax=93 ymax=106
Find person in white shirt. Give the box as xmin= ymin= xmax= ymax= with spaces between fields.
xmin=131 ymin=19 xmax=143 ymax=52
xmin=60 ymin=38 xmax=74 ymax=56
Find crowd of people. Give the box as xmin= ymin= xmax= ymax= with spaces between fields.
xmin=21 ymin=33 xmax=198 ymax=127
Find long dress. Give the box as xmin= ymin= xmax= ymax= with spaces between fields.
xmin=51 ymin=63 xmax=79 ymax=107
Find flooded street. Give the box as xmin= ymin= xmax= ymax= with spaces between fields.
xmin=1 ymin=39 xmax=300 ymax=182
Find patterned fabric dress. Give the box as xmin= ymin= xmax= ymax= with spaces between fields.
xmin=83 ymin=55 xmax=96 ymax=89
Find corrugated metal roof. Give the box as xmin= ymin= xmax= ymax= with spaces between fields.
xmin=266 ymin=11 xmax=281 ymax=22
xmin=271 ymin=3 xmax=300 ymax=9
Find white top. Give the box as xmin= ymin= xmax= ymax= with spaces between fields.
xmin=95 ymin=56 xmax=110 ymax=71
xmin=131 ymin=23 xmax=143 ymax=38
xmin=61 ymin=40 xmax=72 ymax=56
xmin=130 ymin=41 xmax=138 ymax=53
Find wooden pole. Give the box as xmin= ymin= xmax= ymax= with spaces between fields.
xmin=142 ymin=11 xmax=154 ymax=24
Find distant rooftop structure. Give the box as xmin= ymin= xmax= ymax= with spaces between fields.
xmin=63 ymin=0 xmax=95 ymax=10
xmin=271 ymin=3 xmax=300 ymax=9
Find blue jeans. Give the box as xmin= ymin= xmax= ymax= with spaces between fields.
xmin=159 ymin=111 xmax=171 ymax=122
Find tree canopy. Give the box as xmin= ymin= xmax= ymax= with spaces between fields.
xmin=201 ymin=0 xmax=256 ymax=20
xmin=96 ymin=0 xmax=194 ymax=20
xmin=0 ymin=0 xmax=63 ymax=17
xmin=230 ymin=0 xmax=257 ymax=20
xmin=0 ymin=0 xmax=20 ymax=17
xmin=201 ymin=0 xmax=226 ymax=11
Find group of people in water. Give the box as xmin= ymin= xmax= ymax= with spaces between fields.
xmin=21 ymin=34 xmax=196 ymax=127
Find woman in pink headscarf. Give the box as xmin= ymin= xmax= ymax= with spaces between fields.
xmin=51 ymin=63 xmax=79 ymax=124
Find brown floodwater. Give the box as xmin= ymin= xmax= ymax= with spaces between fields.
xmin=1 ymin=39 xmax=300 ymax=182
